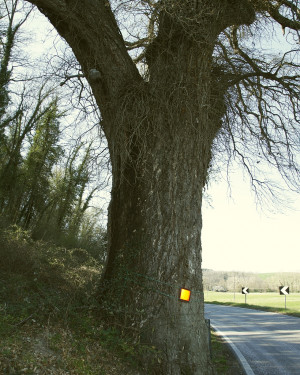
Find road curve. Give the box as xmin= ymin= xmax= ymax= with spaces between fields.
xmin=205 ymin=304 xmax=300 ymax=375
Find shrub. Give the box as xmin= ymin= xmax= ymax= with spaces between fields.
xmin=0 ymin=222 xmax=102 ymax=293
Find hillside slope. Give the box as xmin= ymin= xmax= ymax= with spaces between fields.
xmin=0 ymin=225 xmax=144 ymax=374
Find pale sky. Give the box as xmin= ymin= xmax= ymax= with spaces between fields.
xmin=202 ymin=170 xmax=300 ymax=273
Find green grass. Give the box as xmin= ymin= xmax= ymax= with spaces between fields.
xmin=0 ymin=225 xmax=148 ymax=375
xmin=204 ymin=291 xmax=300 ymax=317
xmin=210 ymin=330 xmax=244 ymax=374
xmin=0 ymin=270 xmax=145 ymax=375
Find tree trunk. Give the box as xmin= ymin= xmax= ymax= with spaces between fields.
xmin=100 ymin=20 xmax=222 ymax=373
xmin=24 ymin=1 xmax=255 ymax=373
xmin=103 ymin=121 xmax=215 ymax=374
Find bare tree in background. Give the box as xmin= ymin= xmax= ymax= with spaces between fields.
xmin=22 ymin=0 xmax=299 ymax=373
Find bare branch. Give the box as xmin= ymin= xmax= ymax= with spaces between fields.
xmin=25 ymin=0 xmax=142 ymax=113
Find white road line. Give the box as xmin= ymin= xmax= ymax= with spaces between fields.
xmin=211 ymin=324 xmax=256 ymax=375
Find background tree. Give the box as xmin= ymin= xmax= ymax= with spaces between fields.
xmin=22 ymin=0 xmax=300 ymax=374
xmin=0 ymin=87 xmax=60 ymax=217
xmin=0 ymin=0 xmax=31 ymax=210
xmin=17 ymin=100 xmax=62 ymax=229
xmin=36 ymin=141 xmax=101 ymax=246
xmin=0 ymin=0 xmax=106 ymax=263
xmin=0 ymin=0 xmax=31 ymax=120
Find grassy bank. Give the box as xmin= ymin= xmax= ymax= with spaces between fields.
xmin=204 ymin=291 xmax=300 ymax=317
xmin=0 ymin=226 xmax=148 ymax=374
xmin=210 ymin=331 xmax=244 ymax=375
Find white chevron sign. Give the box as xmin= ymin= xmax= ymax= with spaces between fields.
xmin=242 ymin=287 xmax=249 ymax=294
xmin=279 ymin=286 xmax=289 ymax=295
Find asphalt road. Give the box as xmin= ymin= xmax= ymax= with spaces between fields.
xmin=205 ymin=304 xmax=300 ymax=375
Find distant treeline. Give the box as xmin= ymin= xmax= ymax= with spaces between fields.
xmin=203 ymin=269 xmax=300 ymax=293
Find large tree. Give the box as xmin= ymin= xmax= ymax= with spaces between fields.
xmin=23 ymin=0 xmax=299 ymax=373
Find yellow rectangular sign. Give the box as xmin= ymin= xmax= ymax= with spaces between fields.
xmin=179 ymin=288 xmax=191 ymax=302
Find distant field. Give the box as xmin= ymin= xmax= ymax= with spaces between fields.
xmin=204 ymin=291 xmax=300 ymax=316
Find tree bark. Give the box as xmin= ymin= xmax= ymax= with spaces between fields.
xmin=24 ymin=1 xmax=255 ymax=373
xmin=104 ymin=114 xmax=215 ymax=374
xmin=101 ymin=40 xmax=220 ymax=374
